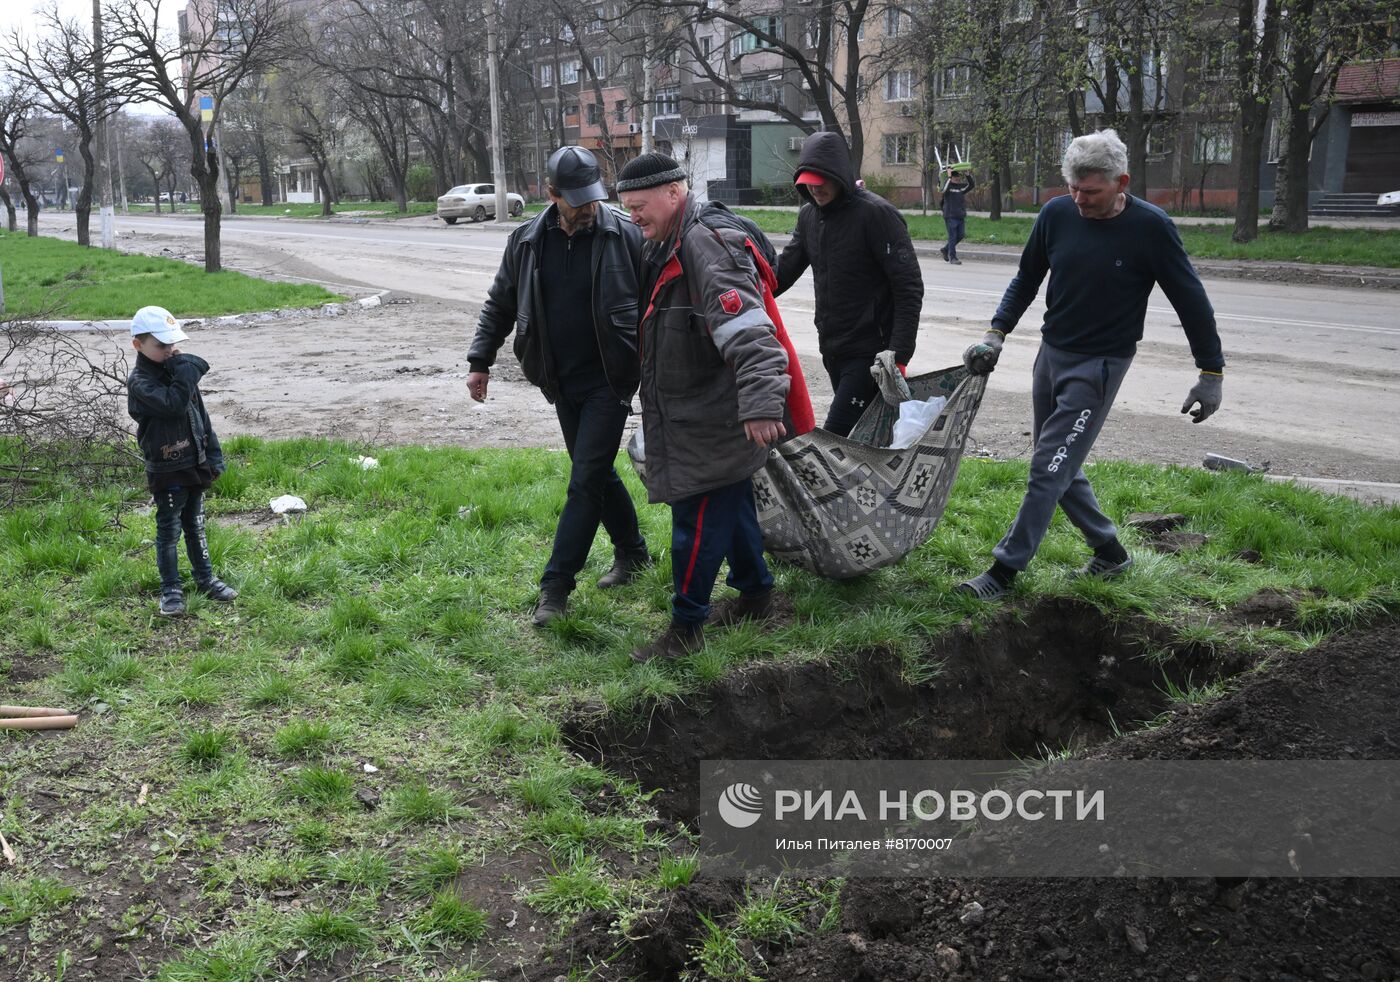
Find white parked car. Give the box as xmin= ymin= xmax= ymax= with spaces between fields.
xmin=437 ymin=183 xmax=525 ymax=223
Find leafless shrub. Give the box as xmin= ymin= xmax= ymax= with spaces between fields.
xmin=0 ymin=309 xmax=139 ymax=505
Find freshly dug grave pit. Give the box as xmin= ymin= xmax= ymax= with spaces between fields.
xmin=564 ymin=598 xmax=1252 ymax=824
xmin=542 ymin=613 xmax=1400 ymax=982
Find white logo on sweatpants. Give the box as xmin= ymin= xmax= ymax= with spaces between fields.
xmin=1048 ymin=409 xmax=1093 ymax=473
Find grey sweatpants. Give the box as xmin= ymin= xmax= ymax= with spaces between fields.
xmin=993 ymin=342 xmax=1133 ymax=571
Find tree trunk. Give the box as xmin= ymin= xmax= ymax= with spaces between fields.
xmin=200 ymin=173 xmax=223 ymax=272
xmin=22 ymin=182 xmax=39 ymax=236
xmin=317 ymin=162 xmax=333 ymax=217
xmin=76 ymin=138 xmax=95 ymax=247
xmin=143 ymin=163 xmax=163 ymax=213
xmin=1269 ymin=106 xmax=1313 ymax=233
xmin=0 ymin=187 xmax=16 ymax=231
xmin=1232 ymin=108 xmax=1268 ymax=242
xmin=256 ymin=137 xmax=274 ymax=206
xmin=988 ymin=168 xmax=1003 ymax=221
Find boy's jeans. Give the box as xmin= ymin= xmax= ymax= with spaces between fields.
xmin=155 ymin=486 xmax=213 ymax=591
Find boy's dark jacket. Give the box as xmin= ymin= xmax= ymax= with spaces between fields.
xmin=127 ymin=352 xmax=225 ymax=477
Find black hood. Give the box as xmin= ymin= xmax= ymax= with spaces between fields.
xmin=793 ymin=131 xmax=856 ymax=205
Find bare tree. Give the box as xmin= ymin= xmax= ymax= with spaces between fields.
xmin=0 ymin=80 xmax=45 ymax=236
xmin=1267 ymin=0 xmax=1385 ymax=233
xmin=107 ymin=0 xmax=292 ymax=272
xmin=0 ymin=312 xmax=138 ymax=505
xmin=1230 ymin=0 xmax=1282 ymax=242
xmin=4 ymin=6 xmax=124 ymax=247
xmin=221 ymin=73 xmax=281 ymax=207
xmin=275 ymin=62 xmax=342 ymax=217
xmin=626 ymin=0 xmax=878 ymax=166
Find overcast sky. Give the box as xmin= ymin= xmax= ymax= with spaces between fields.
xmin=1 ymin=0 xmax=182 ymax=116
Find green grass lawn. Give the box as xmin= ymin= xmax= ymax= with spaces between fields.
xmin=1 ymin=437 xmax=1397 ymax=978
xmin=124 ymin=201 xmax=438 ymax=219
xmin=0 ymin=230 xmax=344 ymax=320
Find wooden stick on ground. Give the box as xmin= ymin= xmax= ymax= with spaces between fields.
xmin=0 ymin=705 xmax=72 ymax=718
xmin=0 ymin=715 xmax=78 ymax=730
xmin=0 ymin=831 xmax=14 ymax=865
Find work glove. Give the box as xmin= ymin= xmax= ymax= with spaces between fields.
xmin=1181 ymin=371 xmax=1223 ymax=423
xmin=962 ymin=330 xmax=1005 ymax=375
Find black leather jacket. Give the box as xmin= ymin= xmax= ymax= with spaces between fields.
xmin=127 ymin=352 xmax=225 ymax=477
xmin=468 ymin=202 xmax=643 ymax=402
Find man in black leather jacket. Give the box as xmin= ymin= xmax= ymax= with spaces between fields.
xmin=467 ymin=146 xmax=650 ymax=626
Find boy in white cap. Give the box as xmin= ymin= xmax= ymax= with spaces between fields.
xmin=127 ymin=306 xmax=236 ymax=617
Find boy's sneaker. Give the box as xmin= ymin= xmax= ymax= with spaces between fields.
xmin=158 ymin=589 xmax=187 ymax=618
xmin=197 ymin=579 xmax=238 ymax=602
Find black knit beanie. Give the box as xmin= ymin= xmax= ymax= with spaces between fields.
xmin=616 ymin=152 xmax=687 ymax=192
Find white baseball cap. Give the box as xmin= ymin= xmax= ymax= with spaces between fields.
xmin=131 ymin=306 xmax=188 ymax=344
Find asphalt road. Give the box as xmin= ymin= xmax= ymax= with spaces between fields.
xmin=35 ymin=211 xmax=1400 ymax=496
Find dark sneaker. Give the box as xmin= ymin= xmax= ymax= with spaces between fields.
xmin=197 ymin=579 xmax=238 ymax=602
xmin=939 ymin=245 xmax=949 ymax=261
xmin=707 ymin=590 xmax=780 ymax=628
xmin=954 ymin=572 xmax=1008 ymax=601
xmin=949 ymin=258 xmax=963 ymax=265
xmin=158 ymin=589 xmax=187 ymax=618
xmin=1074 ymin=554 xmax=1135 ymax=580
xmin=631 ymin=623 xmax=703 ymax=663
xmin=532 ymin=585 xmax=570 ymax=627
xmin=596 ymin=548 xmax=653 ymax=589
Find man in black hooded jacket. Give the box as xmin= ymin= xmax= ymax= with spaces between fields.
xmin=775 ymin=130 xmax=925 ymax=436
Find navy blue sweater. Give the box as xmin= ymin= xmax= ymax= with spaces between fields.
xmin=992 ymin=194 xmax=1224 ymax=371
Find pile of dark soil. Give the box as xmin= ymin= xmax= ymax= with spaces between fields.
xmin=538 ymin=606 xmax=1400 ymax=981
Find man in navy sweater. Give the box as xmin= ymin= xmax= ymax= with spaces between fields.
xmin=957 ymin=129 xmax=1224 ymax=600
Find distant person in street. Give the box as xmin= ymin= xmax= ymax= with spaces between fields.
xmin=467 ymin=146 xmax=651 ymax=627
xmin=617 ymin=153 xmax=795 ymax=663
xmin=776 ymin=130 xmax=924 ymax=437
xmin=939 ymin=166 xmax=976 ymax=264
xmin=127 ymin=306 xmax=237 ymax=618
xmin=957 ymin=129 xmax=1225 ymax=600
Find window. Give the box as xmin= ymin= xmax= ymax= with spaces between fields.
xmin=730 ymin=15 xmax=783 ymax=57
xmin=656 ymin=86 xmax=679 ymax=116
xmin=587 ymin=103 xmax=600 ymax=125
xmin=937 ymin=65 xmax=969 ymax=96
xmin=1201 ymin=40 xmax=1228 ymax=80
xmin=525 ymin=107 xmax=536 ymax=129
xmin=1194 ymin=122 xmax=1233 ymax=163
xmin=540 ymin=63 xmax=553 ymax=86
xmin=883 ymin=7 xmax=908 ymax=37
xmin=561 ymin=60 xmax=580 ymax=84
xmin=592 ymin=54 xmax=606 ymax=78
xmin=560 ymin=23 xmax=574 ymax=42
xmin=1147 ymin=124 xmax=1173 ymax=157
xmin=736 ymin=75 xmax=779 ymax=104
xmin=884 ymin=69 xmax=913 ymax=101
xmin=615 ymin=99 xmax=628 ymax=123
xmin=564 ymin=104 xmax=579 ymax=120
xmin=543 ymin=107 xmax=554 ymax=130
xmin=883 ymin=133 xmax=915 ymax=165
xmin=701 ymin=36 xmax=712 ymax=59
xmin=523 ymin=148 xmax=536 ymax=171
xmin=1007 ymin=0 xmax=1032 ymax=21
xmin=590 ymin=7 xmax=604 ymax=32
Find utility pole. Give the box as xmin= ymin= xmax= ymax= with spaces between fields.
xmin=641 ymin=30 xmax=653 ymax=155
xmin=485 ymin=0 xmax=508 ymax=222
xmin=93 ymin=0 xmax=115 ymax=247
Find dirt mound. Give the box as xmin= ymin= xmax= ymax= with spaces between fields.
xmin=545 ymin=615 xmax=1400 ymax=981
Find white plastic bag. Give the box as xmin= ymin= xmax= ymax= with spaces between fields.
xmin=269 ymin=494 xmax=308 ymax=515
xmin=888 ymin=396 xmax=947 ymax=450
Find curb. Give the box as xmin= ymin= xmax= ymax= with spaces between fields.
xmin=36 ymin=289 xmax=391 ymax=332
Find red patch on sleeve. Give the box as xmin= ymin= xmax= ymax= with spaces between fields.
xmin=719 ymin=289 xmax=742 ymax=315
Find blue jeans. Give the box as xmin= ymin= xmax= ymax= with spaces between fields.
xmin=540 ymin=384 xmax=645 ymax=591
xmin=943 ymin=216 xmax=966 ymax=259
xmin=155 ymin=486 xmax=213 ymax=591
xmin=669 ymin=477 xmax=773 ymax=627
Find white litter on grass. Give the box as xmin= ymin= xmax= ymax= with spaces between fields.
xmin=353 ymin=455 xmax=380 ymax=470
xmin=362 ymin=763 xmax=379 ymax=774
xmin=269 ymin=494 xmax=308 ymax=514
